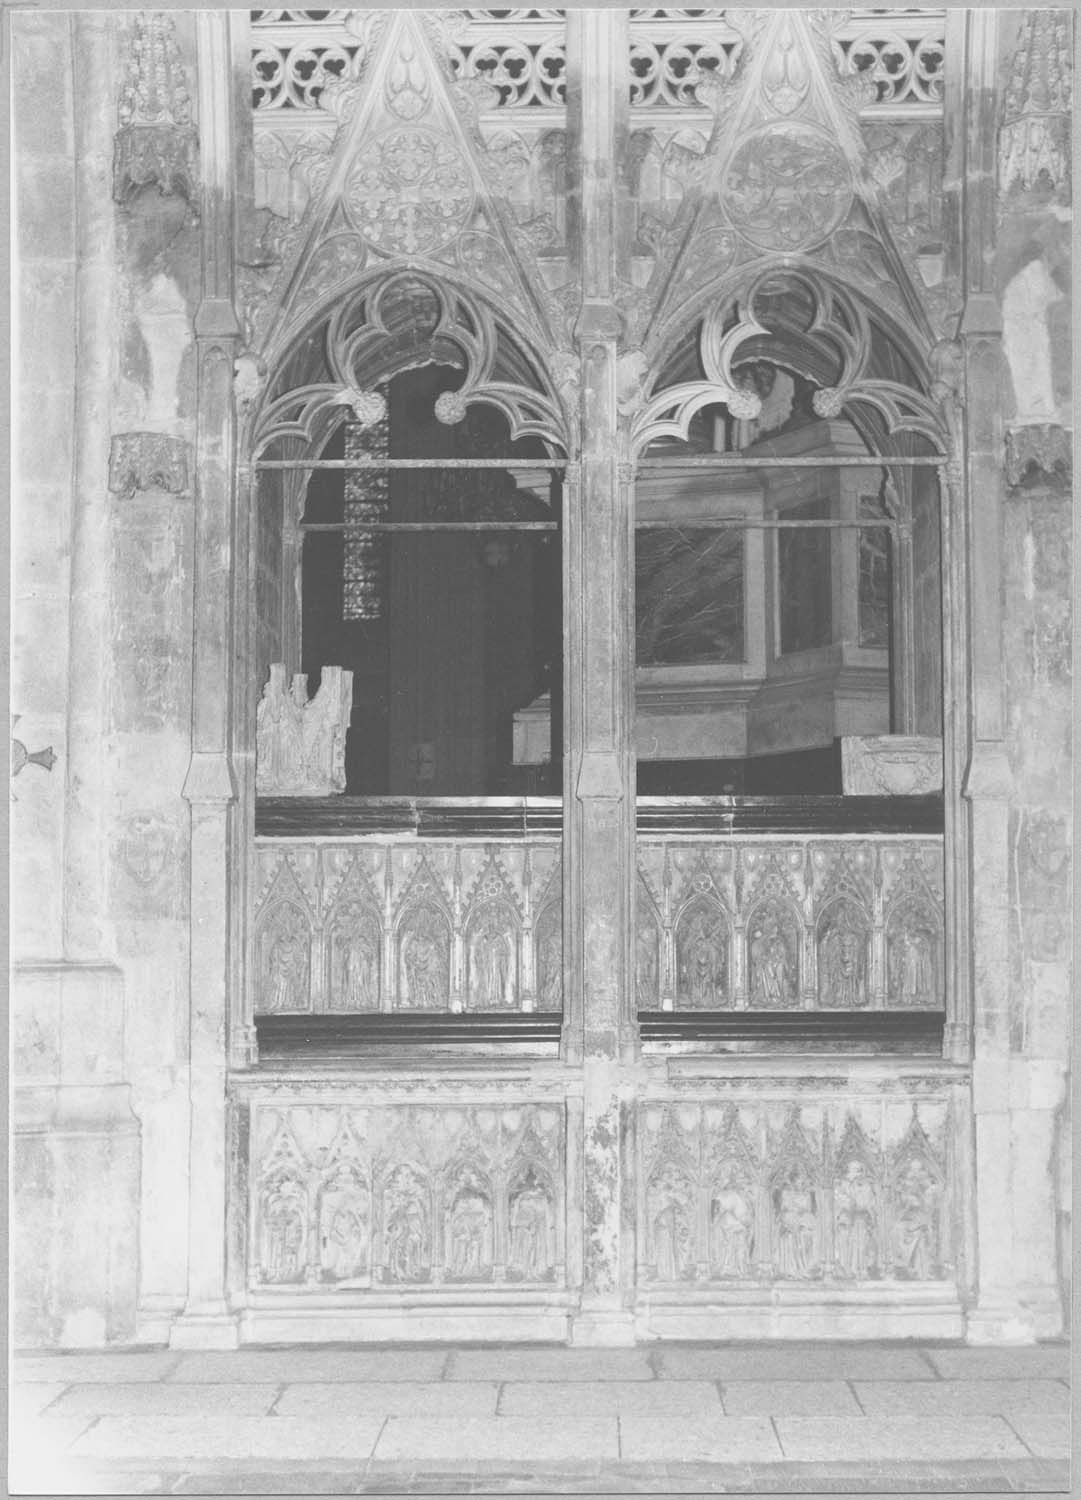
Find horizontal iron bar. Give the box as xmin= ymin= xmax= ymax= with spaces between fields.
xmin=256 ymin=458 xmax=568 ymax=470
xmin=633 ymin=518 xmax=899 ymax=531
xmin=300 ymin=521 xmax=559 ymax=532
xmin=637 ymin=455 xmax=945 ymax=468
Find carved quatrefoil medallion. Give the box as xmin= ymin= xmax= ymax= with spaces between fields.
xmin=722 ymin=123 xmax=853 ymax=254
xmin=345 ymin=125 xmax=475 ymax=258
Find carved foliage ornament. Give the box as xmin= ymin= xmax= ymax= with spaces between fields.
xmin=107 ymin=433 xmax=191 ymax=498
xmin=113 ymin=13 xmax=198 ymax=208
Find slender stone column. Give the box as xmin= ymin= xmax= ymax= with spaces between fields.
xmin=172 ymin=10 xmax=243 ymax=1348
xmin=565 ymin=8 xmax=637 ymax=1344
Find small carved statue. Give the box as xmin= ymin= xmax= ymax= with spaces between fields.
xmin=265 ymin=917 xmax=309 ymax=1012
xmin=820 ymin=918 xmax=867 ymax=1008
xmin=679 ymin=911 xmax=726 ymax=1008
xmin=636 ymin=925 xmax=658 ymax=1008
xmin=320 ymin=1196 xmax=368 ymax=1281
xmin=710 ymin=1186 xmax=754 ymax=1277
xmin=773 ymin=1179 xmax=818 ymax=1279
xmin=834 ymin=1159 xmax=878 ymax=1279
xmin=341 ymin=931 xmax=377 ymax=1010
xmin=537 ymin=930 xmax=562 ymax=1009
xmin=889 ymin=925 xmax=936 ymax=1007
xmin=471 ymin=915 xmax=514 ymax=1009
xmin=509 ymin=1176 xmax=550 ymax=1280
xmin=385 ymin=1192 xmax=427 ymax=1283
xmin=750 ymin=916 xmax=794 ymax=1007
xmin=448 ymin=1189 xmax=491 ymax=1278
xmin=256 ymin=662 xmax=353 ymax=796
xmin=892 ymin=1158 xmax=938 ymax=1279
xmin=262 ymin=1186 xmax=306 ymax=1283
xmin=401 ymin=918 xmax=448 ymax=1009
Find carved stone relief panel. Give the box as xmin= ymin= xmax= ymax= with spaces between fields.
xmin=258 ymin=900 xmax=314 ymax=1014
xmin=637 ymin=836 xmax=943 ymax=1012
xmin=249 ymin=1102 xmax=565 ymax=1291
xmin=816 ymin=898 xmax=870 ymax=1009
xmin=636 ymin=878 xmax=662 ymax=1009
xmin=253 ymin=840 xmax=561 ymax=1015
xmin=639 ymin=1092 xmax=953 ymax=1288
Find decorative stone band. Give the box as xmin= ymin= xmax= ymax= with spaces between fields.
xmin=1004 ymin=423 xmax=1072 ymax=490
xmin=107 ymin=433 xmax=192 ymax=499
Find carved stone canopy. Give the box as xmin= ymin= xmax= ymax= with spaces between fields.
xmin=1004 ymin=423 xmax=1072 ymax=491
xmin=112 ymin=13 xmax=199 ymax=208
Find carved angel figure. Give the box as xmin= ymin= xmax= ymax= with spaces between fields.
xmin=834 ymin=1159 xmax=878 ymax=1279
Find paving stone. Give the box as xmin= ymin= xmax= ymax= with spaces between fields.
xmin=720 ymin=1379 xmax=861 ymax=1416
xmin=855 ymin=1378 xmax=1070 ymax=1415
xmin=374 ymin=1416 xmax=620 ymax=1462
xmin=1007 ymin=1413 xmax=1071 ymax=1459
xmin=498 ymin=1379 xmax=720 ymax=1415
xmin=924 ymin=1344 xmax=1070 ymax=1381
xmin=70 ymin=1416 xmax=385 ymax=1462
xmin=167 ymin=1348 xmax=448 ymax=1383
xmin=656 ymin=1344 xmax=935 ymax=1381
xmin=447 ymin=1348 xmax=654 ymax=1381
xmin=11 ymin=1381 xmax=69 ymax=1417
xmin=15 ymin=1352 xmax=181 ymax=1383
xmin=49 ymin=1382 xmax=279 ymax=1418
xmin=276 ymin=1381 xmax=499 ymax=1417
xmin=619 ymin=1415 xmax=781 ymax=1463
xmin=775 ymin=1414 xmax=1031 ymax=1461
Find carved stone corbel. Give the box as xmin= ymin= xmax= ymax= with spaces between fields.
xmin=107 ymin=433 xmax=192 ymax=499
xmin=1004 ymin=423 xmax=1072 ymax=490
xmin=113 ymin=13 xmax=199 ymax=209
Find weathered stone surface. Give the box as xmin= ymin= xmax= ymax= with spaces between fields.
xmin=373 ymin=1416 xmax=620 ymax=1462
xmin=924 ymin=1344 xmax=1070 ymax=1380
xmin=720 ymin=1380 xmax=861 ymax=1416
xmin=853 ymin=1378 xmax=1069 ymax=1414
xmin=168 ymin=1349 xmax=449 ymax=1383
xmin=51 ymin=1382 xmax=278 ymax=1417
xmin=71 ymin=1415 xmax=385 ymax=1461
xmin=16 ymin=1352 xmax=180 ymax=1383
xmin=499 ymin=1380 xmax=720 ymax=1415
xmin=620 ymin=1415 xmax=781 ymax=1462
xmin=1007 ymin=1412 xmax=1070 ymax=1458
xmin=775 ymin=1415 xmax=1030 ymax=1461
xmin=276 ymin=1381 xmax=499 ymax=1417
xmin=656 ymin=1346 xmax=935 ymax=1381
xmin=448 ymin=1348 xmax=653 ymax=1381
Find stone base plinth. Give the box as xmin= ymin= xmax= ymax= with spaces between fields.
xmin=636 ymin=1285 xmax=965 ymax=1342
xmin=239 ymin=1294 xmax=571 ymax=1344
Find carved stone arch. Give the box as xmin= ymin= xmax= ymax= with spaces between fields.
xmin=635 ymin=872 xmax=662 ymax=1010
xmin=377 ymin=1160 xmax=433 ymax=1284
xmin=505 ymin=1155 xmax=557 ymax=1283
xmin=324 ymin=861 xmax=383 ymax=1012
xmin=768 ymin=1108 xmax=823 ymax=1280
xmin=315 ymin=1115 xmax=371 ymax=1283
xmin=255 ymin=894 xmax=314 ymax=1015
xmin=442 ymin=1157 xmax=496 ymax=1282
xmin=533 ymin=897 xmax=563 ymax=1012
xmin=250 ymin=265 xmax=572 ymax=462
xmin=636 ymin=260 xmax=948 ymax=458
xmin=831 ymin=1114 xmax=883 ymax=1280
xmin=255 ymin=1116 xmax=311 ymax=1286
xmin=744 ymin=897 xmax=801 ymax=1009
xmin=816 ymin=894 xmax=871 ymax=1010
xmin=464 ymin=898 xmax=520 ymax=1011
xmin=887 ymin=1108 xmax=945 ymax=1280
xmin=884 ymin=893 xmax=943 ymax=1009
xmin=673 ymin=892 xmax=731 ymax=1010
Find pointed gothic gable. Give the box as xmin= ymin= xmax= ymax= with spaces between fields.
xmin=641 ymin=9 xmax=940 ymax=351
xmin=250 ymin=10 xmax=564 ymax=365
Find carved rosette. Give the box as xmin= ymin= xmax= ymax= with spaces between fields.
xmin=722 ymin=122 xmax=853 ymax=253
xmin=107 ymin=433 xmax=191 ymax=499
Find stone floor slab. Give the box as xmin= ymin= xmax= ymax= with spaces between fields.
xmin=1007 ymin=1413 xmax=1071 ymax=1459
xmin=167 ymin=1348 xmax=449 ymax=1383
xmin=15 ymin=1352 xmax=181 ymax=1383
xmin=656 ymin=1344 xmax=935 ymax=1382
xmin=276 ymin=1381 xmax=499 ymax=1417
xmin=855 ymin=1377 xmax=1070 ymax=1414
xmin=374 ymin=1416 xmax=620 ymax=1462
xmin=69 ymin=1415 xmax=385 ymax=1462
xmin=498 ymin=1379 xmax=720 ymax=1415
xmin=48 ymin=1382 xmax=279 ymax=1418
xmin=924 ymin=1344 xmax=1070 ymax=1381
xmin=619 ymin=1415 xmax=781 ymax=1463
xmin=447 ymin=1348 xmax=654 ymax=1381
xmin=720 ymin=1379 xmax=861 ymax=1416
xmin=775 ymin=1414 xmax=1031 ymax=1461
xmin=12 ymin=1381 xmax=70 ymax=1418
